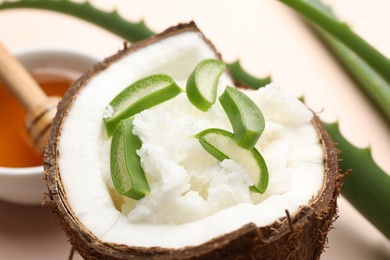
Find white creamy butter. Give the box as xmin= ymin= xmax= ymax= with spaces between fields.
xmin=100 ymin=83 xmax=322 ymax=226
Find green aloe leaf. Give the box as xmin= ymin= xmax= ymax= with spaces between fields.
xmin=219 ymin=86 xmax=265 ymax=149
xmin=277 ymin=0 xmax=390 ymax=85
xmin=186 ymin=59 xmax=226 ymax=111
xmin=196 ymin=128 xmax=268 ymax=194
xmin=104 ymin=74 xmax=182 ymax=136
xmin=227 ymin=61 xmax=271 ymax=89
xmin=0 ymin=0 xmax=154 ymax=42
xmin=302 ymin=0 xmax=390 ymax=123
xmin=0 ymin=0 xmax=270 ymax=90
xmin=110 ymin=117 xmax=150 ymax=200
xmin=325 ymin=122 xmax=390 ymax=239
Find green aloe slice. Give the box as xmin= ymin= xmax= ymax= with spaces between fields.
xmin=110 ymin=117 xmax=149 ymax=200
xmin=196 ymin=128 xmax=268 ymax=194
xmin=219 ymin=86 xmax=265 ymax=149
xmin=104 ymin=74 xmax=182 ymax=136
xmin=186 ymin=59 xmax=226 ymax=111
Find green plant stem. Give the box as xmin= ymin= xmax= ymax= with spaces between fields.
xmin=0 ymin=0 xmax=154 ymax=42
xmin=325 ymin=123 xmax=390 ymax=239
xmin=277 ymin=0 xmax=390 ymax=85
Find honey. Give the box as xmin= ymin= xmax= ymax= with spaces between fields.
xmin=0 ymin=73 xmax=72 ymax=167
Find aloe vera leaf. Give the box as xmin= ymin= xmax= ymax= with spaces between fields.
xmin=195 ymin=128 xmax=268 ymax=194
xmin=111 ymin=117 xmax=150 ymax=200
xmin=0 ymin=0 xmax=270 ymax=91
xmin=278 ymin=0 xmax=390 ymax=238
xmin=227 ymin=61 xmax=271 ymax=89
xmin=277 ymin=0 xmax=390 ymax=85
xmin=186 ymin=59 xmax=226 ymax=111
xmin=219 ymin=86 xmax=265 ymax=149
xmin=104 ymin=74 xmax=182 ymax=136
xmin=0 ymin=0 xmax=154 ymax=42
xmin=318 ymin=33 xmax=390 ymax=123
xmin=325 ymin=122 xmax=390 ymax=239
xmin=302 ymin=0 xmax=390 ymax=124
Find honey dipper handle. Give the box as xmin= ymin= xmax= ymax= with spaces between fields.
xmin=0 ymin=41 xmax=47 ymax=111
xmin=0 ymin=41 xmax=61 ymax=156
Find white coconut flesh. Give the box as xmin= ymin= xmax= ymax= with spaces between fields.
xmin=58 ymin=30 xmax=324 ymax=249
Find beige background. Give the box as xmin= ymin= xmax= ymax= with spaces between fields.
xmin=0 ymin=0 xmax=389 ymax=259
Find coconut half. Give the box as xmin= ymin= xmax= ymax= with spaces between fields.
xmin=45 ymin=22 xmax=343 ymax=259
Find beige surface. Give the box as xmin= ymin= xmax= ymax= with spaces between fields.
xmin=0 ymin=0 xmax=389 ymax=259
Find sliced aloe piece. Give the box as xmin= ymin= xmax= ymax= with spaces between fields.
xmin=110 ymin=117 xmax=150 ymax=200
xmin=186 ymin=59 xmax=226 ymax=111
xmin=196 ymin=128 xmax=268 ymax=194
xmin=104 ymin=74 xmax=182 ymax=136
xmin=219 ymin=86 xmax=265 ymax=149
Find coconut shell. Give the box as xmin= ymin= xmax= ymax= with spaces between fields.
xmin=44 ymin=22 xmax=344 ymax=260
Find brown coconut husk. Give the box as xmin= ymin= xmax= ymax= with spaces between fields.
xmin=44 ymin=22 xmax=344 ymax=260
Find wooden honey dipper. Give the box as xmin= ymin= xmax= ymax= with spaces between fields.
xmin=0 ymin=41 xmax=61 ymax=156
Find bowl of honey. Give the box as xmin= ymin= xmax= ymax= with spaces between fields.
xmin=0 ymin=48 xmax=99 ymax=205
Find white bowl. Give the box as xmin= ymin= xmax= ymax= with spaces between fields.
xmin=0 ymin=48 xmax=99 ymax=205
